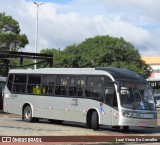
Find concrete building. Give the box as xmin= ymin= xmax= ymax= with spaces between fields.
xmin=142 ymin=56 xmax=160 ymax=80
xmin=141 ymin=56 xmax=160 ymax=94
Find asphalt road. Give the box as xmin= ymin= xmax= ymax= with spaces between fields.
xmin=0 ymin=112 xmax=160 ymax=136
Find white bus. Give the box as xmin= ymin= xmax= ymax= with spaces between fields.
xmin=3 ymin=67 xmax=157 ymax=130
xmin=0 ymin=77 xmax=6 ymax=110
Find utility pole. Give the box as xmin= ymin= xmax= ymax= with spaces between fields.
xmin=33 ymin=1 xmax=44 ymax=69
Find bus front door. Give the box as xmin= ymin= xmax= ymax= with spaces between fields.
xmin=101 ymin=87 xmax=118 ymax=126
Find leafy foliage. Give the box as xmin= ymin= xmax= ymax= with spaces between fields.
xmin=41 ymin=35 xmax=152 ymax=78
xmin=0 ymin=12 xmax=29 ymax=51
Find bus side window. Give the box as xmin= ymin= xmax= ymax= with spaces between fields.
xmin=85 ymin=76 xmax=103 ymax=99
xmin=13 ymin=75 xmax=27 ymax=94
xmin=104 ymin=88 xmax=116 ymax=107
xmin=33 ymin=85 xmax=41 ymax=95
xmin=69 ymin=77 xmax=76 ymax=96
xmin=42 ymin=75 xmax=56 ymax=96
xmin=69 ymin=76 xmax=86 ymax=97
xmin=55 ymin=76 xmax=69 ymax=96
xmin=27 ymin=75 xmax=41 ymax=95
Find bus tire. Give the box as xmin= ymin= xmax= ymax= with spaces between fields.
xmin=86 ymin=113 xmax=92 ymax=129
xmin=91 ymin=111 xmax=99 ymax=130
xmin=23 ymin=105 xmax=38 ymax=122
xmin=123 ymin=126 xmax=129 ymax=131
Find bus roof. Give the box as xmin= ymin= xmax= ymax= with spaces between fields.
xmin=9 ymin=67 xmax=145 ymax=82
xmin=9 ymin=68 xmax=95 ymax=75
xmin=0 ymin=77 xmax=6 ymax=82
xmin=96 ymin=67 xmax=146 ymax=81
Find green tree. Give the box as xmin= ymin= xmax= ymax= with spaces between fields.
xmin=61 ymin=45 xmax=80 ymax=67
xmin=0 ymin=12 xmax=29 ymax=51
xmin=41 ymin=35 xmax=152 ymax=78
xmin=41 ymin=48 xmax=62 ymax=67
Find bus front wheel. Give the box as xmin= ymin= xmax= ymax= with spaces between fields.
xmin=91 ymin=111 xmax=99 ymax=130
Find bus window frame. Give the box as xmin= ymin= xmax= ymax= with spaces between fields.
xmin=55 ymin=75 xmax=69 ymax=96
xmin=85 ymin=75 xmax=104 ymax=100
xmin=13 ymin=74 xmax=27 ymax=94
xmin=6 ymin=73 xmax=118 ymax=103
xmin=27 ymin=74 xmax=42 ymax=95
xmin=42 ymin=75 xmax=57 ymax=96
xmin=69 ymin=75 xmax=86 ymax=98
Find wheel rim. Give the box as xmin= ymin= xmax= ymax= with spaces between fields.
xmin=25 ymin=107 xmax=31 ymax=120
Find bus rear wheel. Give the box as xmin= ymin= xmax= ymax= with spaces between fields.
xmin=23 ymin=106 xmax=32 ymax=122
xmin=123 ymin=126 xmax=129 ymax=131
xmin=23 ymin=105 xmax=38 ymax=122
xmin=91 ymin=111 xmax=99 ymax=130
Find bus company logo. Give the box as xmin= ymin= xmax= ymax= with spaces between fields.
xmin=1 ymin=137 xmax=42 ymax=142
xmin=2 ymin=137 xmax=11 ymax=142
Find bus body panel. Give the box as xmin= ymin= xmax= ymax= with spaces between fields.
xmin=4 ymin=88 xmax=24 ymax=115
xmin=11 ymin=93 xmax=25 ymax=115
xmin=0 ymin=77 xmax=6 ymax=110
xmin=4 ymin=89 xmax=116 ymax=125
xmin=3 ymin=67 xmax=157 ymax=128
xmin=6 ymin=87 xmax=156 ymax=127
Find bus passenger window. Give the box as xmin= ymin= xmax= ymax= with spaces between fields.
xmin=13 ymin=75 xmax=27 ymax=94
xmin=104 ymin=88 xmax=115 ymax=107
xmin=76 ymin=78 xmax=85 ymax=97
xmin=42 ymin=75 xmax=56 ymax=96
xmin=55 ymin=76 xmax=69 ymax=96
xmin=47 ymin=86 xmax=54 ymax=95
xmin=42 ymin=86 xmax=46 ymax=95
xmin=55 ymin=86 xmax=61 ymax=95
xmin=33 ymin=85 xmax=41 ymax=95
xmin=85 ymin=76 xmax=103 ymax=99
xmin=69 ymin=87 xmax=76 ymax=96
xmin=69 ymin=76 xmax=86 ymax=97
xmin=27 ymin=75 xmax=41 ymax=95
xmin=76 ymin=86 xmax=83 ymax=97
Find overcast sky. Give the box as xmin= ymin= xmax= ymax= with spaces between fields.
xmin=0 ymin=0 xmax=160 ymax=56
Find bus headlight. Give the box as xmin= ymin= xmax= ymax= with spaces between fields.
xmin=122 ymin=110 xmax=141 ymax=118
xmin=122 ymin=110 xmax=132 ymax=117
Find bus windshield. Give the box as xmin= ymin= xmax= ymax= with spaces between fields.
xmin=120 ymin=81 xmax=156 ymax=110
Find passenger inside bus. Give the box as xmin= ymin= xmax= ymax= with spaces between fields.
xmin=42 ymin=86 xmax=46 ymax=94
xmin=33 ymin=85 xmax=41 ymax=95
